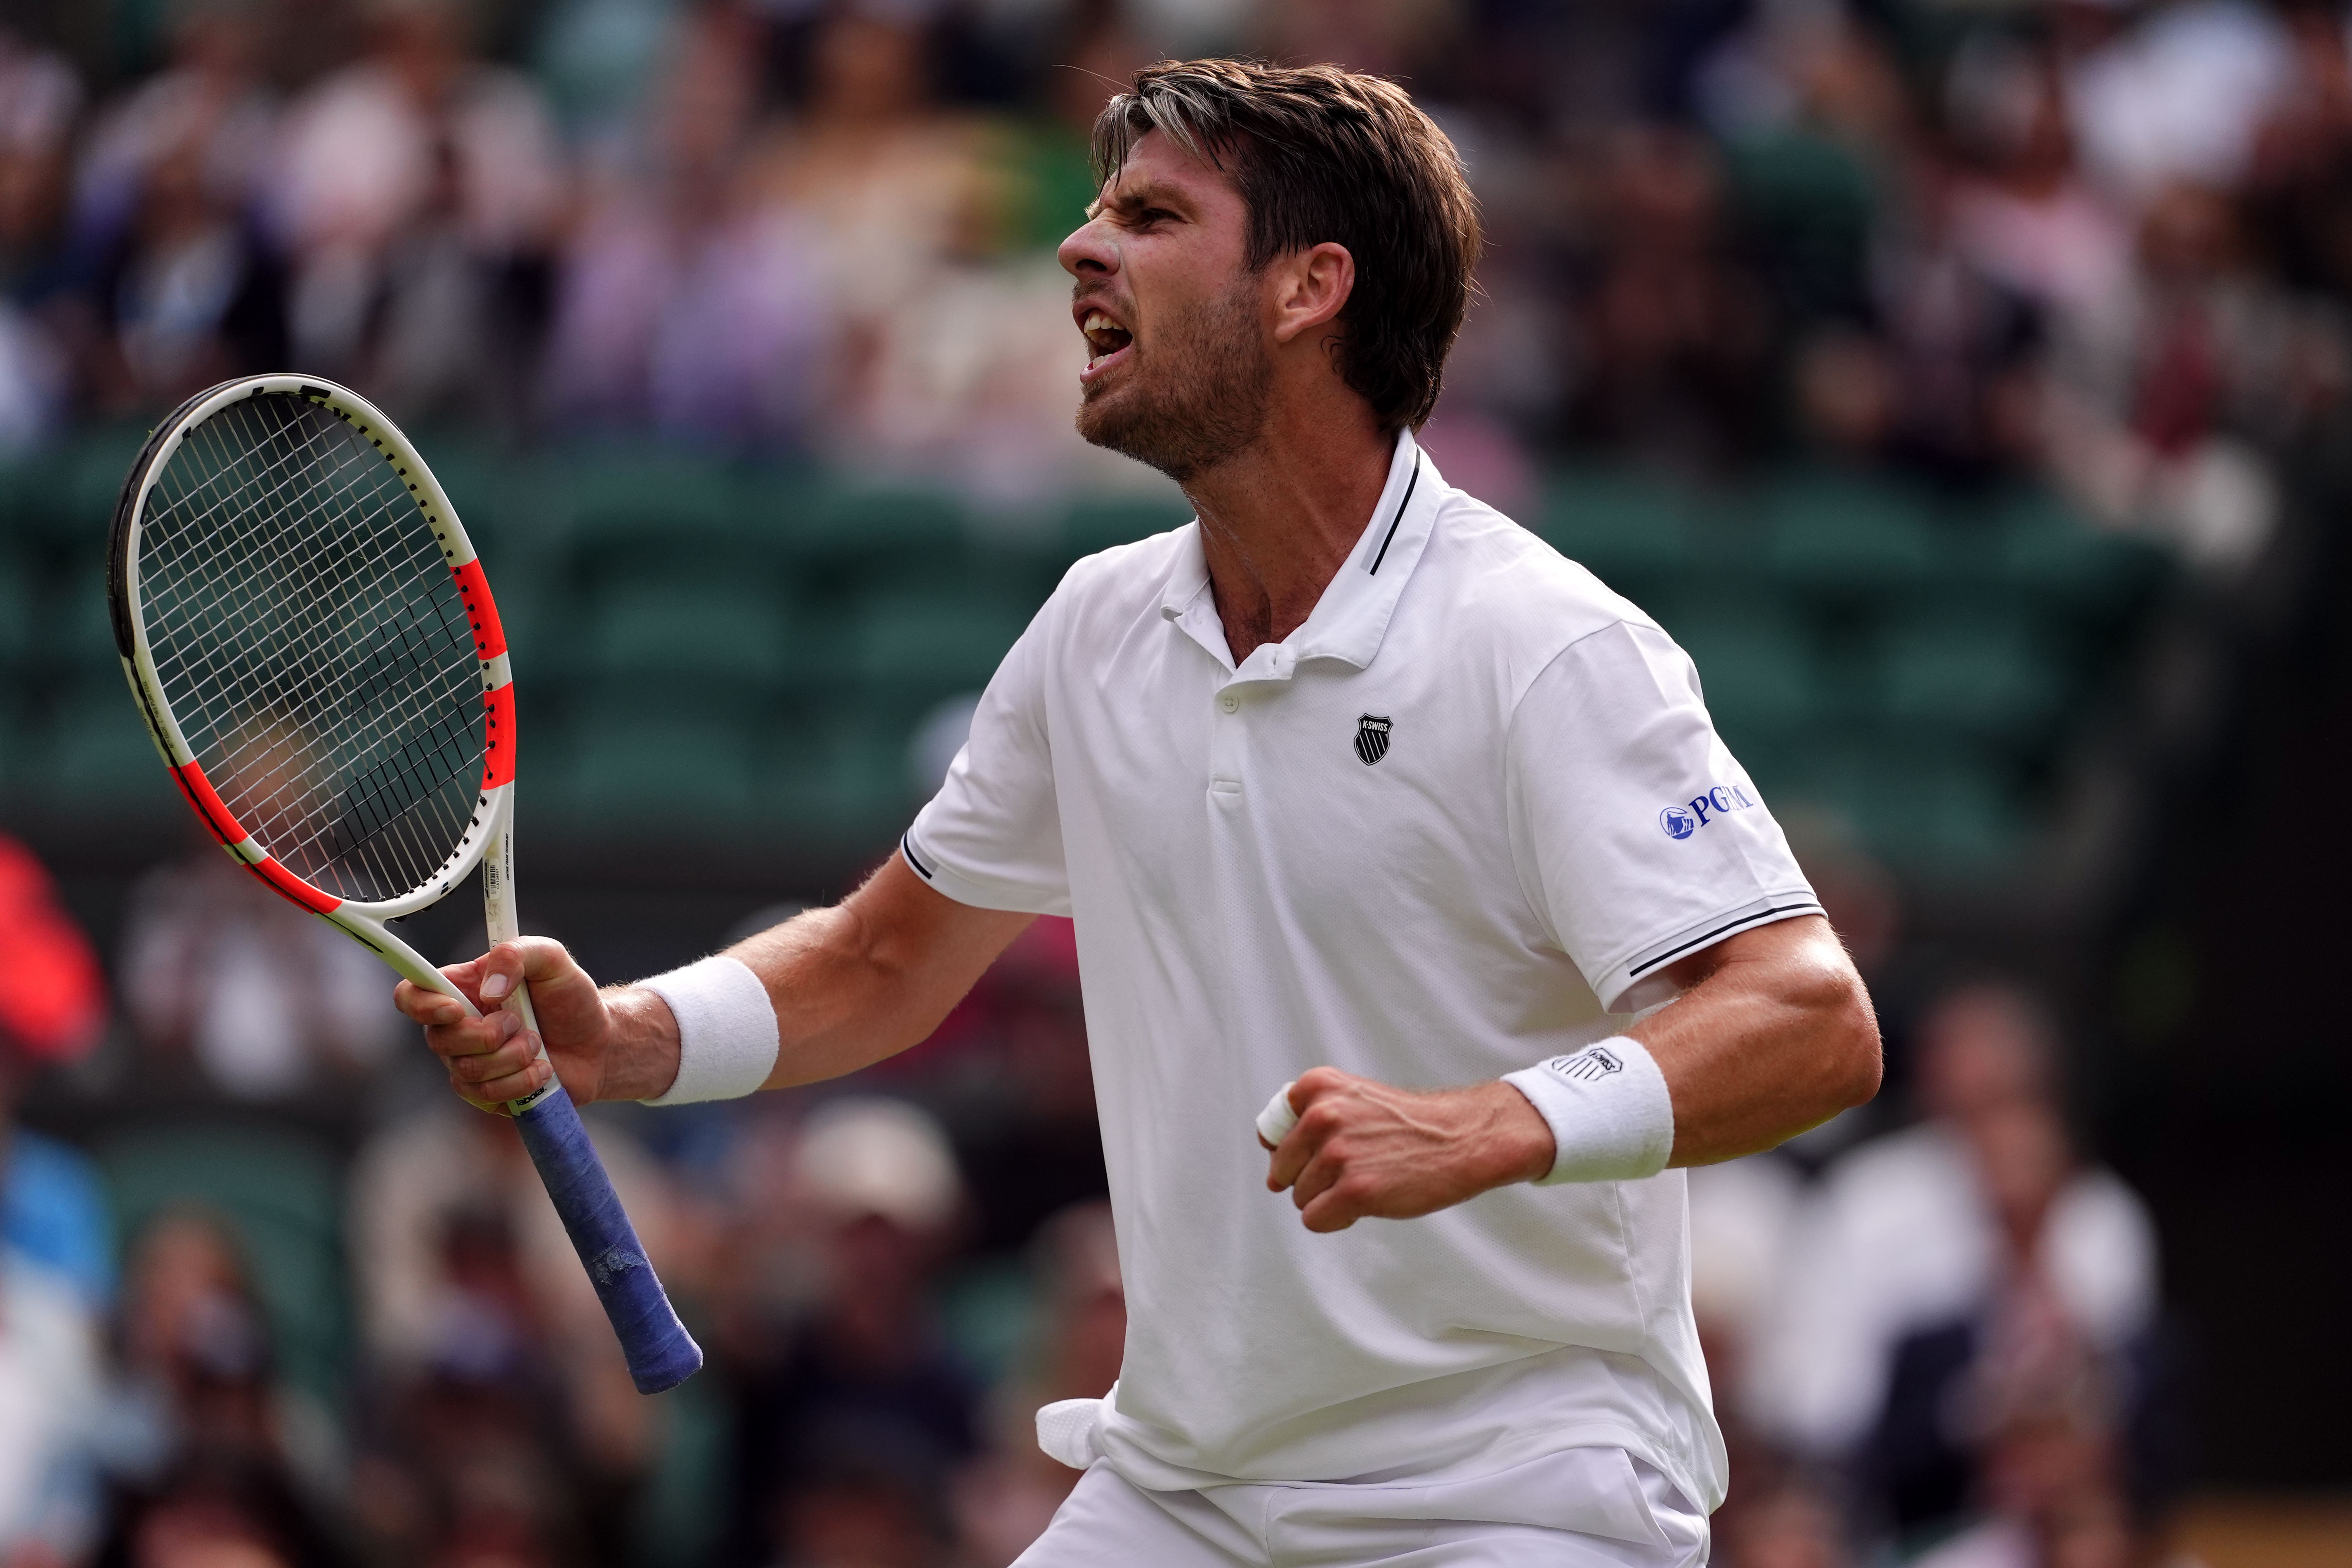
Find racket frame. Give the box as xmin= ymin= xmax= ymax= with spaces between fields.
xmin=109 ymin=374 xmax=548 ymax=1105
xmin=108 ymin=375 xmax=703 ymax=1393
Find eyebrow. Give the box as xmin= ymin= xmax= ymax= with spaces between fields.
xmin=1084 ymin=180 xmax=1191 ymax=223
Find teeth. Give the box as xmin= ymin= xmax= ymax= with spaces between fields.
xmin=1085 ymin=312 xmax=1115 ymax=332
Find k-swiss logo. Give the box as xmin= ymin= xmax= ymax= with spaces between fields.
xmin=1660 ymin=782 xmax=1757 ymax=839
xmin=1354 ymin=714 xmax=1393 ymax=766
xmin=1547 ymin=1046 xmax=1624 ymax=1084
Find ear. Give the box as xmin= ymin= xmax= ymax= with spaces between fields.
xmin=1270 ymin=242 xmax=1355 ymax=345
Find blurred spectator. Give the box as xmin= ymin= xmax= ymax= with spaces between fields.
xmin=2062 ymin=0 xmax=2296 ymax=211
xmin=2040 ymin=179 xmax=2347 ymax=574
xmin=1869 ymin=1097 xmax=2155 ymax=1567
xmin=0 ymin=837 xmax=112 ymax=1562
xmin=114 ymin=1211 xmax=286 ymax=1470
xmin=915 ymin=918 xmax=1107 ymax=1257
xmin=68 ymin=0 xmax=276 ymax=265
xmin=0 ymin=27 xmax=79 ymax=295
xmin=118 ymin=845 xmax=408 ymax=1105
xmin=54 ymin=0 xmax=284 ymax=416
xmin=91 ymin=1452 xmax=345 ymax=1568
xmin=1750 ymin=981 xmax=2167 ymax=1548
xmin=952 ymin=1201 xmax=1122 ymax=1568
xmin=2244 ymin=0 xmax=2352 ymax=303
xmin=264 ymin=0 xmax=564 ymax=425
xmin=1561 ymin=124 xmax=1773 ymax=473
xmin=723 ymin=1098 xmax=975 ymax=1568
xmin=1943 ymin=29 xmax=2130 ymax=322
xmin=347 ymin=1225 xmax=600 ymax=1568
xmin=540 ymin=1 xmax=830 ymax=448
xmin=56 ymin=132 xmax=288 ymax=416
xmin=741 ymin=9 xmax=988 ymax=306
xmin=0 ymin=27 xmax=79 ymax=448
xmin=346 ymin=1096 xmax=680 ymax=1513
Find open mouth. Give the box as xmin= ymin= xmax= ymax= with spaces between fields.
xmin=1080 ymin=309 xmax=1134 ymax=373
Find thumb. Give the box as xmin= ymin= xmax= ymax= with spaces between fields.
xmin=473 ymin=936 xmax=574 ymax=1006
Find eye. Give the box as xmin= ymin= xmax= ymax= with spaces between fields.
xmin=1133 ymin=207 xmax=1177 ymax=228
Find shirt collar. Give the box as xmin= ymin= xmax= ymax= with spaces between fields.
xmin=1157 ymin=429 xmax=1440 ymax=680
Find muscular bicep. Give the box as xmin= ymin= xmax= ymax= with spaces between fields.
xmin=728 ymin=853 xmax=1037 ymax=1089
xmin=1636 ymin=913 xmax=1881 ymax=1166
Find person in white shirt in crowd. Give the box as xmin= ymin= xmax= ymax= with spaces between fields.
xmin=398 ymin=59 xmax=1881 ymax=1566
xmin=1748 ymin=980 xmax=2157 ymax=1469
xmin=262 ymin=0 xmax=564 ymax=400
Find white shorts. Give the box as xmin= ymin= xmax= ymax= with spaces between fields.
xmin=1012 ymin=1449 xmax=1710 ymax=1568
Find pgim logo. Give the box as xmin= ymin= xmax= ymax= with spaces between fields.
xmin=1659 ymin=783 xmax=1757 ymax=840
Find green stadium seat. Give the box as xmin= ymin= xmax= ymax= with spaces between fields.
xmin=1536 ymin=468 xmax=1699 ymax=595
xmin=1989 ymin=488 xmax=2168 ymax=622
xmin=29 ymin=423 xmax=147 ymax=552
xmin=548 ymin=702 xmax=761 ymax=829
xmin=50 ymin=560 xmax=120 ymax=672
xmin=758 ymin=706 xmax=921 ymax=850
xmin=1874 ymin=605 xmax=2070 ymax=744
xmin=1776 ymin=739 xmax=2028 ymax=877
xmin=793 ymin=483 xmax=973 ymax=589
xmin=33 ymin=688 xmax=174 ymax=817
xmin=0 ymin=545 xmax=32 ymax=670
xmin=848 ymin=591 xmax=1029 ymax=697
xmin=1058 ymin=494 xmax=1195 ymax=561
xmin=1652 ymin=594 xmax=1825 ymax=753
xmin=583 ymin=581 xmax=791 ymax=687
xmin=1757 ymin=469 xmax=1941 ymax=598
xmin=99 ymin=1125 xmax=349 ymax=1405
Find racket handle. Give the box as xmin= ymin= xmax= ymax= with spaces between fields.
xmin=511 ymin=1084 xmax=704 ymax=1393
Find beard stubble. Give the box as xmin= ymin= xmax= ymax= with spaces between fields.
xmin=1073 ymin=278 xmax=1272 ymax=484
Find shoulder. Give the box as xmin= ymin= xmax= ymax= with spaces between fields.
xmin=1408 ymin=487 xmax=1676 ymax=711
xmin=1420 ymin=491 xmax=1658 ymax=654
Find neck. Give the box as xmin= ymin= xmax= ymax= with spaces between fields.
xmin=1182 ymin=399 xmax=1393 ymax=664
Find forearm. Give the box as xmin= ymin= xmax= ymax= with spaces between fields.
xmin=1632 ymin=917 xmax=1880 ymax=1166
xmin=727 ymin=900 xmax=968 ymax=1089
xmin=607 ymin=857 xmax=1032 ymax=1102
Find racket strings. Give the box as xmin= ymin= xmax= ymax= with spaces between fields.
xmin=136 ymin=394 xmax=487 ymax=903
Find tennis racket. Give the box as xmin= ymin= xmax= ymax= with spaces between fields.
xmin=106 ymin=373 xmax=702 ymax=1394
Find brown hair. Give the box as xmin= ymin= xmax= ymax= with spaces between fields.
xmin=1092 ymin=59 xmax=1482 ymax=433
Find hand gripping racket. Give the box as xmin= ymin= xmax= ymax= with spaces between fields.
xmin=106 ymin=374 xmax=703 ymax=1394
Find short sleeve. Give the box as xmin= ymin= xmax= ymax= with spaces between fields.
xmin=1505 ymin=619 xmax=1821 ymax=1011
xmin=901 ymin=604 xmax=1071 ymax=916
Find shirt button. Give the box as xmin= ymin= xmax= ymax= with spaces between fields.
xmin=1220 ymin=694 xmax=1239 ymax=713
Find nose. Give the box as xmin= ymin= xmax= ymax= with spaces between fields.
xmin=1059 ymin=211 xmax=1116 ymax=280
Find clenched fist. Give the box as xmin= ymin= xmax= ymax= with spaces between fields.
xmin=1261 ymin=1067 xmax=1556 ymax=1232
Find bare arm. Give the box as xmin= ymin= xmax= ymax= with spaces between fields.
xmin=393 ymin=855 xmax=1034 ymax=1109
xmin=1266 ymin=914 xmax=1880 ymax=1230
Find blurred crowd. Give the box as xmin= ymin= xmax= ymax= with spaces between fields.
xmin=0 ymin=0 xmax=2347 ymax=551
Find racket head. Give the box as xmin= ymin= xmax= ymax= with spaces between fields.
xmin=109 ymin=375 xmax=515 ymax=918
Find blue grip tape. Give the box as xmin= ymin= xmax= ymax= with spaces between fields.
xmin=512 ymin=1085 xmax=704 ymax=1393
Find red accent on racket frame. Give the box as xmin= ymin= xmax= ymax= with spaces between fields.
xmin=247 ymin=854 xmax=342 ymax=914
xmin=451 ymin=559 xmax=507 ymax=659
xmin=483 ymin=682 xmax=516 ymax=789
xmin=171 ymin=760 xmax=245 ymax=848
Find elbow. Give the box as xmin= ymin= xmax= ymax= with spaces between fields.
xmin=1824 ymin=970 xmax=1882 ymax=1112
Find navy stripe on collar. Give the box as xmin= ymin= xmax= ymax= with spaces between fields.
xmin=1366 ymin=456 xmax=1422 ymax=576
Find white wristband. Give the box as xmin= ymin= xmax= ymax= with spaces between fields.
xmin=1502 ymin=1036 xmax=1675 ymax=1184
xmin=637 ymin=955 xmax=780 ymax=1105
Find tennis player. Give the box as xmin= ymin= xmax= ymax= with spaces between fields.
xmin=398 ymin=59 xmax=1880 ymax=1566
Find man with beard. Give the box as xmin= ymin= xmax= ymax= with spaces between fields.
xmin=399 ymin=60 xmax=1880 ymax=1566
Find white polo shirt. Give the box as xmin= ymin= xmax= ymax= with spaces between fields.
xmin=904 ymin=431 xmax=1820 ymax=1511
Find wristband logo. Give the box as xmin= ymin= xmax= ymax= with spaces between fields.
xmin=1546 ymin=1045 xmax=1623 ymax=1083
xmin=1660 ymin=782 xmax=1758 ymax=840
